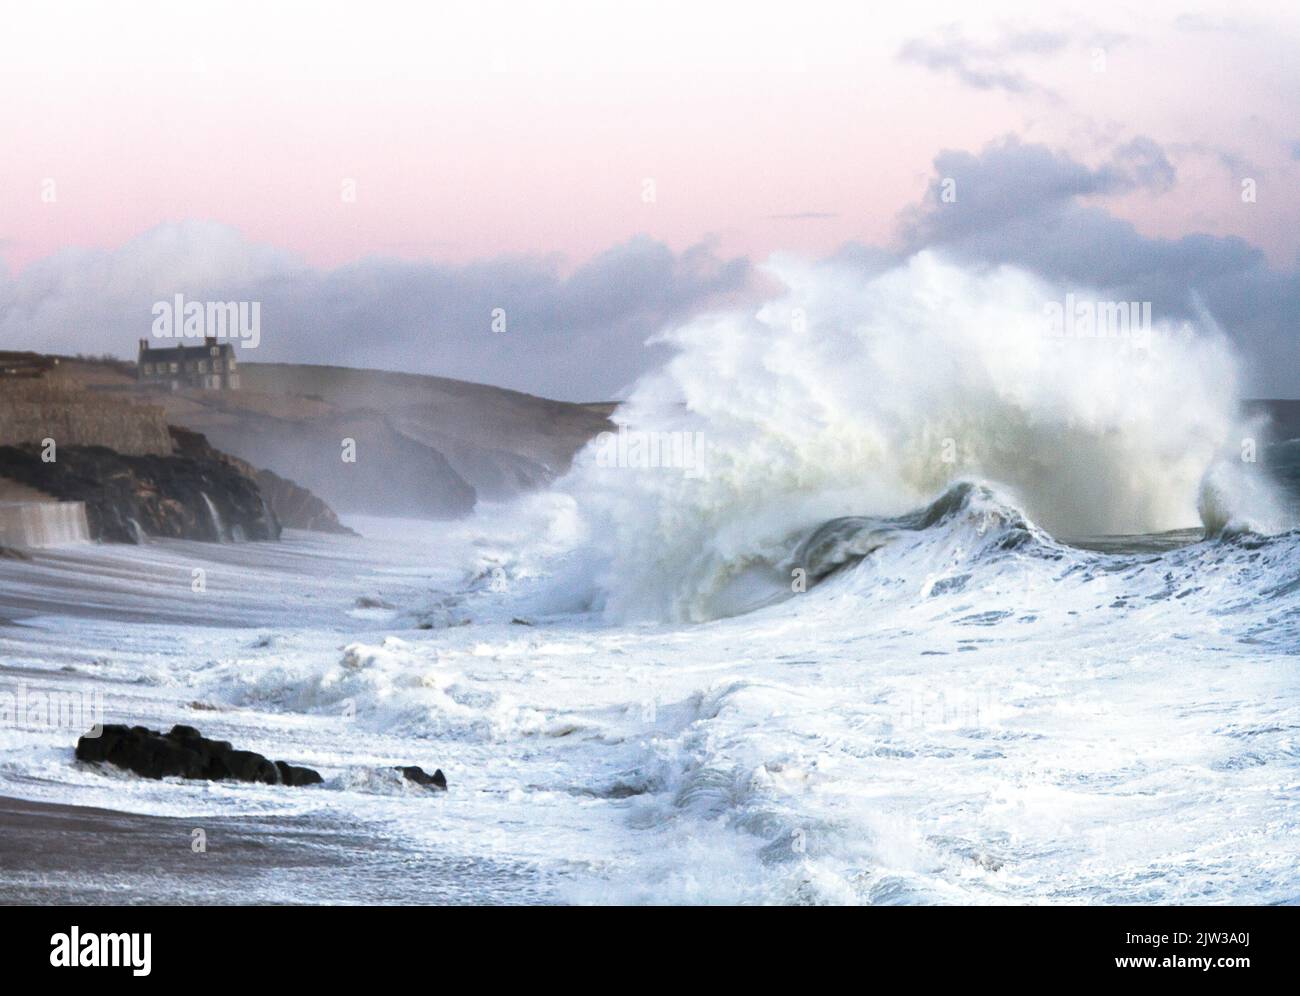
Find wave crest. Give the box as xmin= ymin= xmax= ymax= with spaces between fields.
xmin=554 ymin=252 xmax=1273 ymax=622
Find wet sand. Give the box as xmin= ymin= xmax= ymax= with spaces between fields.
xmin=0 ymin=528 xmax=417 ymax=629
xmin=0 ymin=795 xmax=552 ymax=905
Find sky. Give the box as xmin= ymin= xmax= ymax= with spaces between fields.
xmin=1 ymin=0 xmax=1297 ymax=399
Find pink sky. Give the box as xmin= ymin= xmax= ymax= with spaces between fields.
xmin=1 ymin=0 xmax=1297 ymax=272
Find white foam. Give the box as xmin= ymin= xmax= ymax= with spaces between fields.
xmin=551 ymin=252 xmax=1269 ymax=622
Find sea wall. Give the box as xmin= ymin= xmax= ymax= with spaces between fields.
xmin=0 ymin=501 xmax=91 ymax=547
xmin=0 ymin=382 xmax=173 ymax=457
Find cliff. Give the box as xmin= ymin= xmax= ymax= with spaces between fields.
xmin=168 ymin=426 xmax=355 ymax=535
xmin=0 ymin=435 xmax=280 ymax=544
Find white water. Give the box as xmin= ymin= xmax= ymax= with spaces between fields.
xmin=1 ymin=255 xmax=1295 ymax=905
xmin=200 ymin=492 xmax=226 ymax=542
xmin=1 ymin=507 xmax=1296 ymax=904
xmin=552 ymin=253 xmax=1267 ymax=623
xmin=0 ymin=501 xmax=91 ymax=548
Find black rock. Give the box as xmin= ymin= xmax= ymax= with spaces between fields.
xmin=221 ymin=749 xmax=280 ymax=784
xmin=275 ymin=759 xmax=324 ymax=786
xmin=76 ymin=724 xmax=322 ymax=786
xmin=396 ymin=765 xmax=447 ymax=790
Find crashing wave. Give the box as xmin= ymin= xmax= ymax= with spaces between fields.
xmin=790 ymin=481 xmax=1045 ymax=587
xmin=544 ymin=253 xmax=1279 ymax=623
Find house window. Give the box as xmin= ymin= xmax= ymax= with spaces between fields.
xmin=169 ymin=363 xmax=179 ymax=374
xmin=198 ymin=360 xmax=208 ymax=373
xmin=143 ymin=363 xmax=153 ymax=375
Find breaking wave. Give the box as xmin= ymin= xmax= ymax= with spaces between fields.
xmin=549 ymin=252 xmax=1279 ymax=622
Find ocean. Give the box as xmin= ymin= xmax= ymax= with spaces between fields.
xmin=2 ymin=254 xmax=1298 ymax=904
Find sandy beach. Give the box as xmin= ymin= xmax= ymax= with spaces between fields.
xmin=0 ymin=794 xmax=553 ymax=905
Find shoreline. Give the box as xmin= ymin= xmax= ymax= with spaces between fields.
xmin=0 ymin=794 xmax=553 ymax=905
xmin=0 ymin=526 xmax=559 ymax=906
xmin=0 ymin=523 xmax=449 ymax=629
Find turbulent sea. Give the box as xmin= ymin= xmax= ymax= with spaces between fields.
xmin=2 ymin=254 xmax=1298 ymax=904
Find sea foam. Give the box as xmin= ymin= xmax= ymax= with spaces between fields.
xmin=551 ymin=252 xmax=1272 ymax=622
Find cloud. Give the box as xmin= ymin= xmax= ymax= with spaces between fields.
xmin=896 ymin=134 xmax=1176 ymax=249
xmin=897 ymin=28 xmax=1072 ymax=98
xmin=1108 ymin=136 xmax=1178 ymax=193
xmin=886 ymin=136 xmax=1300 ymax=398
xmin=1168 ymin=141 xmax=1261 ymax=179
xmin=0 ymin=222 xmax=754 ymax=401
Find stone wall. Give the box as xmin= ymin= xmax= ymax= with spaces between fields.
xmin=0 ymin=382 xmax=174 ymax=456
xmin=0 ymin=501 xmax=90 ymax=547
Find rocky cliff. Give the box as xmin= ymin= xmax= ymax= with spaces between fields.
xmin=0 ymin=431 xmax=280 ymax=544
xmin=168 ymin=426 xmax=356 ymax=535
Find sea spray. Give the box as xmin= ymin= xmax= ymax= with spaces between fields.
xmin=554 ymin=252 xmax=1271 ymax=622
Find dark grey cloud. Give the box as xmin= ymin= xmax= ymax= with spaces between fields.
xmin=887 ymin=136 xmax=1300 ymax=398
xmin=0 ymin=223 xmax=753 ymax=402
xmin=896 ymin=135 xmax=1177 ymax=249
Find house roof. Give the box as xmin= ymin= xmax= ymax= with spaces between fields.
xmin=139 ymin=341 xmax=235 ymax=362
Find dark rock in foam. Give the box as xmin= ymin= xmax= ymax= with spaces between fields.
xmin=395 ymin=765 xmax=447 ymax=790
xmin=75 ymin=724 xmax=322 ymax=786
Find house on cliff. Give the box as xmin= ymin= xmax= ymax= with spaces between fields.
xmin=137 ymin=338 xmax=240 ymax=391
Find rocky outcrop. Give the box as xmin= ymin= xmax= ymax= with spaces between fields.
xmin=396 ymin=765 xmax=447 ymax=790
xmin=0 ymin=431 xmax=280 ymax=544
xmin=168 ymin=425 xmax=354 ymax=535
xmin=195 ymin=409 xmax=477 ymax=519
xmin=17 ymin=355 xmax=613 ymax=519
xmin=253 ymin=467 xmax=357 ymax=535
xmin=75 ymin=724 xmax=323 ymax=786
